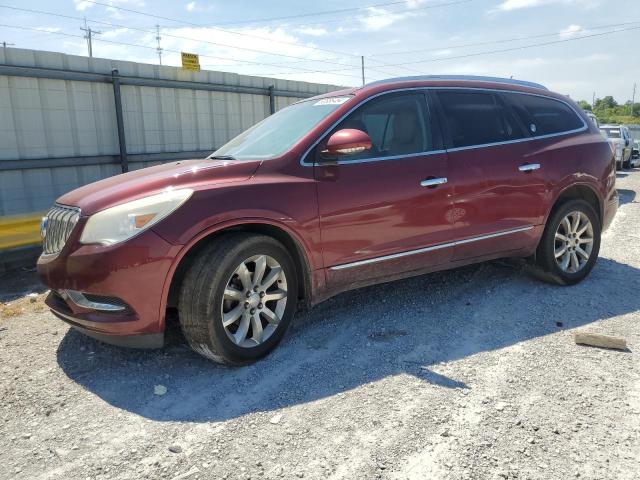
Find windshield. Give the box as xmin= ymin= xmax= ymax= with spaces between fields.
xmin=601 ymin=128 xmax=621 ymax=139
xmin=211 ymin=96 xmax=352 ymax=160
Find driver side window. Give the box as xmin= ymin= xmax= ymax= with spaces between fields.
xmin=316 ymin=92 xmax=436 ymax=162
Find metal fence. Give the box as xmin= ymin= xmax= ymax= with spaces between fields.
xmin=0 ymin=47 xmax=343 ymax=216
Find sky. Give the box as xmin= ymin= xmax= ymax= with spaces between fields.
xmin=0 ymin=0 xmax=639 ymax=103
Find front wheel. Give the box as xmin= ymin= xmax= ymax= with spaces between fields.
xmin=534 ymin=199 xmax=601 ymax=285
xmin=178 ymin=234 xmax=298 ymax=364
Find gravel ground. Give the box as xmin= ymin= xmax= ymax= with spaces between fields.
xmin=1 ymin=171 xmax=639 ymax=480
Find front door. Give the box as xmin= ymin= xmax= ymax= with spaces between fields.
xmin=311 ymin=91 xmax=454 ymax=289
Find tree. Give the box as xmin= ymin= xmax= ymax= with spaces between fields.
xmin=595 ymin=96 xmax=618 ymax=109
xmin=577 ymin=100 xmax=592 ymax=111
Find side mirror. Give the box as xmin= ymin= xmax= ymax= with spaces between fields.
xmin=625 ymin=139 xmax=630 ymax=147
xmin=325 ymin=129 xmax=372 ymax=157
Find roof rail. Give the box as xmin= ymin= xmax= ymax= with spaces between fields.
xmin=364 ymin=75 xmax=548 ymax=91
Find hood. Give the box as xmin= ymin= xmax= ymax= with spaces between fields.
xmin=57 ymin=159 xmax=261 ymax=216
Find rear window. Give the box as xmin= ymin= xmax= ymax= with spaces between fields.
xmin=436 ymin=90 xmax=526 ymax=148
xmin=601 ymin=128 xmax=621 ymax=139
xmin=502 ymin=93 xmax=584 ymax=136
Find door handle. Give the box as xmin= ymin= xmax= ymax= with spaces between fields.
xmin=420 ymin=177 xmax=448 ymax=188
xmin=519 ymin=163 xmax=540 ymax=172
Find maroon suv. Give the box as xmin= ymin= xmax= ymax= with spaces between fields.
xmin=37 ymin=75 xmax=618 ymax=364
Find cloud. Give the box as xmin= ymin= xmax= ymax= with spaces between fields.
xmin=74 ymin=0 xmax=145 ymax=12
xmin=490 ymin=0 xmax=591 ymax=12
xmin=186 ymin=1 xmax=196 ymax=12
xmin=559 ymin=24 xmax=583 ymax=38
xmin=101 ymin=27 xmax=131 ymax=39
xmin=358 ymin=7 xmax=407 ymax=31
xmin=295 ymin=27 xmax=329 ymax=37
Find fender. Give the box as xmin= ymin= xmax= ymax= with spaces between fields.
xmin=544 ymin=178 xmax=604 ymax=226
xmin=156 ymin=216 xmax=325 ymax=331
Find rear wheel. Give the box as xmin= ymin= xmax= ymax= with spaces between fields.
xmin=534 ymin=199 xmax=601 ymax=285
xmin=178 ymin=234 xmax=298 ymax=364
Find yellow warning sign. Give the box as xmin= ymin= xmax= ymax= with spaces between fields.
xmin=181 ymin=52 xmax=200 ymax=71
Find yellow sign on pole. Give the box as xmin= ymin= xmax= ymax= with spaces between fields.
xmin=181 ymin=52 xmax=200 ymax=71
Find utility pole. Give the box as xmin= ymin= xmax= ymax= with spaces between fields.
xmin=2 ymin=41 xmax=14 ymax=49
xmin=632 ymin=83 xmax=637 ymax=116
xmin=80 ymin=18 xmax=101 ymax=58
xmin=361 ymin=56 xmax=365 ymax=86
xmin=155 ymin=24 xmax=163 ymax=65
xmin=592 ymin=91 xmax=596 ymax=109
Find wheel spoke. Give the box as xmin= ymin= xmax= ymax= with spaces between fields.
xmin=236 ymin=262 xmax=252 ymax=290
xmin=252 ymin=255 xmax=267 ymax=287
xmin=261 ymin=307 xmax=280 ymax=325
xmin=233 ymin=313 xmax=251 ymax=344
xmin=576 ymin=246 xmax=590 ymax=260
xmin=264 ymin=289 xmax=287 ymax=302
xmin=555 ymin=232 xmax=568 ymax=242
xmin=554 ymin=244 xmax=568 ymax=258
xmin=562 ymin=217 xmax=572 ymax=235
xmin=250 ymin=315 xmax=263 ymax=343
xmin=560 ymin=251 xmax=571 ymax=271
xmin=577 ymin=223 xmax=590 ymax=237
xmin=570 ymin=251 xmax=579 ymax=271
xmin=223 ymin=305 xmax=243 ymax=327
xmin=579 ymin=237 xmax=593 ymax=244
xmin=224 ymin=287 xmax=244 ymax=302
xmin=571 ymin=212 xmax=581 ymax=233
xmin=260 ymin=267 xmax=282 ymax=290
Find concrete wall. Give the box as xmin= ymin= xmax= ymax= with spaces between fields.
xmin=0 ymin=47 xmax=343 ymax=216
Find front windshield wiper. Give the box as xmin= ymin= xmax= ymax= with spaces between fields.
xmin=209 ymin=155 xmax=236 ymax=160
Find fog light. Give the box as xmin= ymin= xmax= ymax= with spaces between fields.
xmin=61 ymin=290 xmax=127 ymax=312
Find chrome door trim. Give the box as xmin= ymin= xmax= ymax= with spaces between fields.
xmin=420 ymin=177 xmax=448 ymax=187
xmin=329 ymin=225 xmax=534 ymax=271
xmin=519 ymin=163 xmax=541 ymax=172
xmin=301 ymin=86 xmax=587 ymax=167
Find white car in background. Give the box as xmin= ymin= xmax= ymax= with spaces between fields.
xmin=600 ymin=124 xmax=633 ymax=170
xmin=632 ymin=139 xmax=640 ymax=168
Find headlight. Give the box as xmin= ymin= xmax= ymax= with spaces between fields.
xmin=80 ymin=188 xmax=193 ymax=246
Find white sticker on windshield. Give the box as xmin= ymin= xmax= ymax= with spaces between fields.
xmin=314 ymin=97 xmax=350 ymax=106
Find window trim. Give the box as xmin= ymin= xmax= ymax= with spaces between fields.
xmin=311 ymin=89 xmax=441 ymax=165
xmin=300 ymin=87 xmax=587 ymax=166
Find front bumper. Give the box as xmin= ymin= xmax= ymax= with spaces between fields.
xmin=37 ymin=226 xmax=181 ymax=346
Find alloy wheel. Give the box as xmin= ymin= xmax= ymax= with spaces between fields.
xmin=554 ymin=211 xmax=594 ymax=274
xmin=221 ymin=255 xmax=288 ymax=348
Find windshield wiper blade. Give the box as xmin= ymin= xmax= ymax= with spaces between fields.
xmin=210 ymin=155 xmax=236 ymax=160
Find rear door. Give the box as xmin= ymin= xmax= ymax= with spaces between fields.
xmin=433 ymin=89 xmax=546 ymax=261
xmin=312 ymin=91 xmax=453 ymax=288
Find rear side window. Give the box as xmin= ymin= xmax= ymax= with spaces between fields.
xmin=502 ymin=93 xmax=584 ymax=136
xmin=435 ymin=90 xmax=526 ymax=149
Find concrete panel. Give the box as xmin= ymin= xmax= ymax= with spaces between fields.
xmin=0 ymin=47 xmax=344 ymax=216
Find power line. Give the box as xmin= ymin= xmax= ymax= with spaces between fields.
xmin=73 ymin=0 xmax=363 ymax=60
xmin=2 ymin=40 xmax=14 ymax=49
xmin=260 ymin=24 xmax=640 ymax=76
xmin=83 ymin=0 xmax=473 ymax=28
xmin=0 ymin=4 xmax=363 ymax=70
xmin=367 ymin=20 xmax=640 ymax=57
xmin=0 ymin=23 xmax=378 ymax=82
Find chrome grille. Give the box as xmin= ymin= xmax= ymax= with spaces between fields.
xmin=42 ymin=204 xmax=81 ymax=255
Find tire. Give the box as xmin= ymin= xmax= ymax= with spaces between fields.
xmin=534 ymin=199 xmax=601 ymax=286
xmin=178 ymin=233 xmax=298 ymax=365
